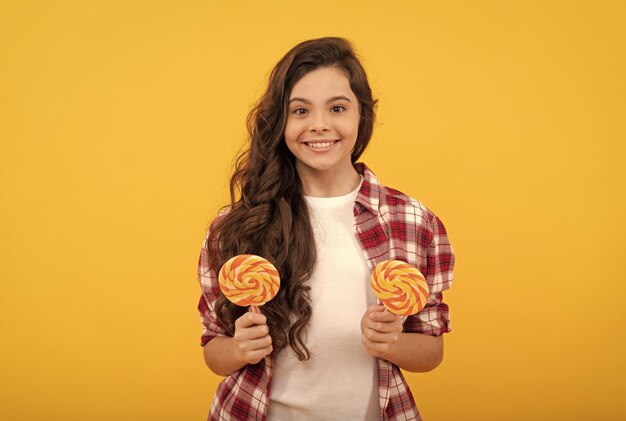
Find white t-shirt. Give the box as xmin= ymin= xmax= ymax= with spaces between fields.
xmin=267 ymin=179 xmax=380 ymax=421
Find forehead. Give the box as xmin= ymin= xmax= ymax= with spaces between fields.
xmin=289 ymin=67 xmax=355 ymax=101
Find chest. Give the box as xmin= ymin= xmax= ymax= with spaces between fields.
xmin=353 ymin=205 xmax=432 ymax=274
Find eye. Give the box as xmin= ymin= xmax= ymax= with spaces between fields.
xmin=292 ymin=108 xmax=308 ymax=116
xmin=332 ymin=105 xmax=346 ymax=112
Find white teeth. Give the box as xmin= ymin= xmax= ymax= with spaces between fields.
xmin=307 ymin=141 xmax=335 ymax=149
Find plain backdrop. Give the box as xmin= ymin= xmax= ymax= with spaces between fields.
xmin=1 ymin=1 xmax=625 ymax=420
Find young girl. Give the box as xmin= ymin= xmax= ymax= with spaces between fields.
xmin=197 ymin=36 xmax=455 ymax=421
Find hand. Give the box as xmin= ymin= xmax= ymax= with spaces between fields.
xmin=233 ymin=308 xmax=273 ymax=365
xmin=360 ymin=305 xmax=403 ymax=359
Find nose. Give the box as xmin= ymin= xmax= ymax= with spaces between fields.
xmin=309 ymin=111 xmax=329 ymax=132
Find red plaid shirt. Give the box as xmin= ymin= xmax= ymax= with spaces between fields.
xmin=197 ymin=162 xmax=455 ymax=420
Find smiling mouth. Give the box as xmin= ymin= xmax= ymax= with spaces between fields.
xmin=304 ymin=140 xmax=339 ymax=149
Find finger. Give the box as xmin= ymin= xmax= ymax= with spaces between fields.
xmin=361 ymin=333 xmax=374 ymax=349
xmin=369 ymin=310 xmax=401 ymax=323
xmin=244 ymin=335 xmax=273 ymax=352
xmin=246 ymin=345 xmax=273 ymax=364
xmin=363 ymin=319 xmax=403 ymax=334
xmin=361 ymin=335 xmax=384 ymax=356
xmin=361 ymin=334 xmax=373 ymax=350
xmin=236 ymin=324 xmax=270 ymax=341
xmin=235 ymin=311 xmax=267 ymax=329
xmin=363 ymin=328 xmax=399 ymax=344
xmin=366 ymin=305 xmax=386 ymax=315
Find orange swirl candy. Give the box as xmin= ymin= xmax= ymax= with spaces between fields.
xmin=370 ymin=260 xmax=429 ymax=316
xmin=218 ymin=254 xmax=280 ymax=307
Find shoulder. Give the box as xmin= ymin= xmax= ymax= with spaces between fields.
xmin=355 ymin=162 xmax=445 ymax=243
xmin=380 ymin=184 xmax=442 ymax=242
xmin=203 ymin=206 xmax=233 ymax=239
xmin=382 ymin=184 xmax=434 ymax=220
xmin=366 ymin=168 xmax=438 ymax=228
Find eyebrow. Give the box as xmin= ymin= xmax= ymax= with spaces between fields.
xmin=288 ymin=95 xmax=352 ymax=105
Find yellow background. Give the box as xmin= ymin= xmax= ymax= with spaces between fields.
xmin=1 ymin=1 xmax=625 ymax=420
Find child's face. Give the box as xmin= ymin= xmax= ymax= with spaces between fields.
xmin=284 ymin=66 xmax=360 ymax=177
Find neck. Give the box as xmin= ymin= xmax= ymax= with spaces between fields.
xmin=297 ymin=163 xmax=361 ymax=198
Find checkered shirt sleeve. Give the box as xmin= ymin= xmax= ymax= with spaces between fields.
xmin=403 ymin=213 xmax=454 ymax=336
xmin=197 ymin=222 xmax=228 ymax=346
xmin=197 ymin=218 xmax=272 ymax=420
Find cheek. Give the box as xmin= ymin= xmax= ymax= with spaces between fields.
xmin=283 ymin=123 xmax=301 ymax=155
xmin=284 ymin=120 xmax=300 ymax=144
xmin=338 ymin=117 xmax=360 ymax=139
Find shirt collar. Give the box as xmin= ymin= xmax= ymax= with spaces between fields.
xmin=354 ymin=162 xmax=381 ymax=215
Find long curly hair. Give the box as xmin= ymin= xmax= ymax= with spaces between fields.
xmin=206 ymin=36 xmax=378 ymax=360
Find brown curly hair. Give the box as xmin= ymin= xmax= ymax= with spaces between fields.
xmin=206 ymin=36 xmax=379 ymax=360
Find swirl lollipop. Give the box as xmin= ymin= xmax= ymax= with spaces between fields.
xmin=370 ymin=259 xmax=429 ymax=316
xmin=218 ymin=254 xmax=280 ymax=307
